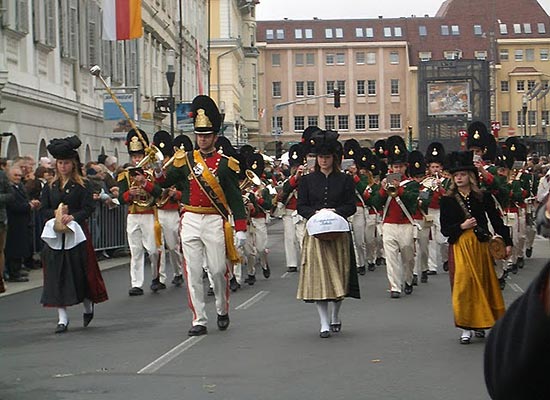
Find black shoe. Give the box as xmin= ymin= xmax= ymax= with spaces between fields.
xmin=230 ymin=277 xmax=240 ymax=292
xmin=129 ymin=287 xmax=144 ymax=296
xmin=7 ymin=276 xmax=29 ymax=283
xmin=262 ymin=265 xmax=271 ymax=279
xmin=404 ymin=283 xmax=413 ymax=295
xmin=55 ymin=323 xmax=69 ymax=334
xmin=330 ymin=322 xmax=342 ymax=332
xmin=499 ymin=277 xmax=506 ymax=290
xmin=412 ymin=274 xmax=418 ymax=286
xmin=421 ymin=271 xmax=428 ymax=283
xmin=207 ymin=287 xmax=215 ymax=296
xmin=319 ymin=330 xmax=330 ymax=338
xmin=83 ymin=304 xmax=94 ymax=327
xmin=357 ymin=266 xmax=366 ymax=276
xmin=510 ymin=264 xmax=518 ymax=275
xmin=188 ymin=325 xmax=207 ymax=336
xmin=390 ymin=291 xmax=401 ymax=299
xmin=517 ymin=257 xmax=524 ymax=269
xmin=287 ymin=267 xmax=297 ymax=273
xmin=443 ymin=261 xmax=449 ymax=272
xmin=426 ymin=270 xmax=437 ymax=275
xmin=150 ymin=278 xmax=161 ymax=292
xmin=367 ymin=263 xmax=376 ymax=271
xmin=217 ymin=314 xmax=230 ymax=331
xmin=158 ymin=282 xmax=166 ymax=290
xmin=474 ymin=330 xmax=486 ymax=338
xmin=526 ymin=248 xmax=533 ymax=258
xmin=245 ymin=275 xmax=256 ymax=285
xmin=172 ymin=275 xmax=184 ymax=287
xmin=375 ymin=257 xmax=383 ymax=266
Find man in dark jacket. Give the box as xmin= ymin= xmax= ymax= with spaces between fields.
xmin=0 ymin=164 xmax=13 ymax=292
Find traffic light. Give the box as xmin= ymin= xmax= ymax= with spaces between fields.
xmin=333 ymin=88 xmax=341 ymax=108
xmin=275 ymin=141 xmax=283 ymax=159
xmin=154 ymin=96 xmax=172 ymax=113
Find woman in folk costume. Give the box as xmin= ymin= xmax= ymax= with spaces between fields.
xmin=439 ymin=151 xmax=511 ymax=344
xmin=297 ymin=129 xmax=360 ymax=338
xmin=40 ymin=136 xmax=108 ymax=333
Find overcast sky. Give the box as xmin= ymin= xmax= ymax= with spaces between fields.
xmin=256 ymin=0 xmax=550 ymax=20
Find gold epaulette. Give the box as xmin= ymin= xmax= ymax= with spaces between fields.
xmin=117 ymin=170 xmax=129 ymax=182
xmin=173 ymin=149 xmax=188 ymax=168
xmin=226 ymin=156 xmax=240 ymax=173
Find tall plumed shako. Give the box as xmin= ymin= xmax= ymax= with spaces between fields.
xmin=191 ymin=95 xmax=222 ymax=134
xmin=354 ymin=147 xmax=370 ymax=170
xmin=247 ymin=153 xmax=265 ymax=177
xmin=47 ymin=135 xmax=82 ymax=160
xmin=301 ymin=126 xmax=322 ymax=155
xmin=374 ymin=139 xmax=387 ymax=158
xmin=239 ymin=144 xmax=255 ymax=160
xmin=215 ymin=136 xmax=237 ymax=157
xmin=126 ymin=128 xmax=149 ymax=154
xmin=407 ymin=150 xmax=426 ymax=177
xmin=386 ymin=135 xmax=408 ymax=164
xmin=288 ymin=143 xmax=306 ymax=167
xmin=505 ymin=137 xmax=527 ymax=161
xmin=446 ymin=151 xmax=477 ymax=173
xmin=344 ymin=139 xmax=361 ymax=159
xmin=466 ymin=121 xmax=489 ymax=151
xmin=153 ymin=130 xmax=173 ymax=157
xmin=482 ymin=133 xmax=498 ymax=163
xmin=364 ymin=150 xmax=381 ymax=176
xmin=425 ymin=142 xmax=446 ymax=164
xmin=173 ymin=134 xmax=194 ymax=152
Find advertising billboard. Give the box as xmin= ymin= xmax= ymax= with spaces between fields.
xmin=103 ymin=93 xmax=135 ymax=135
xmin=427 ymin=82 xmax=470 ymax=116
xmin=176 ymin=102 xmax=194 ymax=133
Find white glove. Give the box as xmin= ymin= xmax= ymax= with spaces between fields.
xmin=236 ymin=231 xmax=247 ymax=248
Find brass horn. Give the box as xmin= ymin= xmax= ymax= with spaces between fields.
xmin=239 ymin=169 xmax=262 ymax=191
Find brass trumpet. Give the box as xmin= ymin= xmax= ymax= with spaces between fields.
xmin=239 ymin=169 xmax=262 ymax=192
xmin=421 ymin=173 xmax=441 ymax=191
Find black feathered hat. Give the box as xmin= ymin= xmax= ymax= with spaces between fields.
xmin=447 ymin=151 xmax=477 ymax=173
xmin=47 ymin=135 xmax=82 ymax=160
xmin=173 ymin=134 xmax=194 ymax=152
xmin=288 ymin=143 xmax=305 ymax=167
xmin=466 ymin=121 xmax=489 ymax=151
xmin=191 ymin=95 xmax=222 ymax=134
xmin=408 ymin=150 xmax=426 ymax=177
xmin=215 ymin=136 xmax=237 ymax=157
xmin=386 ymin=135 xmax=408 ymax=165
xmin=311 ymin=129 xmax=341 ymax=156
xmin=425 ymin=142 xmax=446 ymax=164
xmin=126 ymin=128 xmax=149 ymax=155
xmin=153 ymin=130 xmax=173 ymax=157
xmin=344 ymin=139 xmax=361 ymax=159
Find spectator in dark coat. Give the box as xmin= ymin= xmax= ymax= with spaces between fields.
xmin=0 ymin=166 xmax=13 ymax=292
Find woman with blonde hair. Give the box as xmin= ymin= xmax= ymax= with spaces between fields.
xmin=40 ymin=136 xmax=108 ymax=333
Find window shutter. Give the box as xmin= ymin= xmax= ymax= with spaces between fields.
xmin=32 ymin=1 xmax=43 ymax=43
xmin=126 ymin=40 xmax=137 ymax=86
xmin=102 ymin=41 xmax=112 ymax=77
xmin=17 ymin=0 xmax=30 ymax=33
xmin=68 ymin=0 xmax=78 ymax=59
xmin=46 ymin=0 xmax=56 ymax=47
xmin=87 ymin=2 xmax=98 ymax=66
xmin=59 ymin=0 xmax=69 ymax=58
xmin=78 ymin=0 xmax=88 ymax=67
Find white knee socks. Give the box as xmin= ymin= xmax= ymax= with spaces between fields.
xmin=57 ymin=308 xmax=68 ymax=325
xmin=331 ymin=300 xmax=342 ymax=324
xmin=315 ymin=301 xmax=330 ymax=332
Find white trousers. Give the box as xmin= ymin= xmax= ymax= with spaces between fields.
xmin=246 ymin=217 xmax=268 ymax=275
xmin=506 ymin=210 xmax=525 ymax=265
xmin=414 ymin=220 xmax=430 ymax=275
xmin=127 ymin=213 xmax=160 ymax=288
xmin=282 ymin=209 xmax=303 ymax=268
xmin=181 ymin=213 xmax=229 ymax=326
xmin=158 ymin=209 xmax=184 ymax=281
xmin=383 ymin=223 xmax=415 ymax=292
xmin=351 ymin=207 xmax=366 ymax=267
xmin=364 ymin=213 xmax=377 ymax=264
xmin=427 ymin=208 xmax=448 ymax=272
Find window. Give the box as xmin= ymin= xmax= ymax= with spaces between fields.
xmin=271 ymin=53 xmax=280 ymax=66
xmin=366 ymin=52 xmax=376 ymax=64
xmin=543 ymin=80 xmax=549 ymax=89
xmin=294 ymin=116 xmax=305 ymax=131
xmin=390 ymin=79 xmax=399 ymax=95
xmin=524 ymin=23 xmax=532 ymax=34
xmin=526 ymin=49 xmax=535 ymax=61
xmin=502 ymin=111 xmax=510 ymax=126
xmin=499 ymin=23 xmax=508 ymax=34
xmin=307 ymin=81 xmax=315 ymax=96
xmin=272 ymin=81 xmax=281 ymax=97
xmin=528 ymin=80 xmax=537 ymax=91
xmin=34 ymin=0 xmax=57 ymax=48
xmin=295 ymin=29 xmax=303 ymax=39
xmin=60 ymin=0 xmax=79 ymax=59
xmin=517 ymin=111 xmax=526 ymax=127
xmin=528 ymin=110 xmax=537 ymax=126
xmin=451 ymin=25 xmax=460 ymax=35
xmin=538 ymin=23 xmax=546 ymax=34
xmin=4 ymin=0 xmax=29 ymax=33
xmin=394 ymin=27 xmax=402 ymax=37
xmin=335 ymin=28 xmax=344 ymax=38
xmin=336 ymin=80 xmax=346 ymax=95
xmin=326 ymin=53 xmax=335 ymax=65
xmin=326 ymin=80 xmax=335 ymax=94
xmin=419 ymin=26 xmax=427 ymax=36
xmin=336 ymin=53 xmax=345 ymax=65
xmin=275 ymin=29 xmax=284 ymax=39
xmin=266 ymin=29 xmax=274 ymax=39
xmin=419 ymin=52 xmax=432 ymax=61
xmin=441 ymin=25 xmax=449 ymax=35
xmin=308 ymin=116 xmax=318 ymax=127
xmin=366 ymin=27 xmax=374 ymax=38
xmin=325 ymin=116 xmax=336 ymax=130
xmin=390 ymin=114 xmax=401 ymax=129
xmin=295 ymin=53 xmax=304 ymax=66
xmin=356 ymin=28 xmax=364 ymax=37
xmin=338 ymin=115 xmax=349 ymax=130
xmin=357 ymin=80 xmax=365 ymax=95
xmin=475 ymin=51 xmax=487 ymax=60
xmin=384 ymin=27 xmax=392 ymax=37
xmin=541 ymin=49 xmax=549 ymax=61
xmin=389 ymin=52 xmax=399 ymax=64
xmin=296 ymin=81 xmax=304 ymax=97
xmin=356 ymin=52 xmax=365 ymax=64
xmin=306 ymin=53 xmax=315 ymax=65
xmin=325 ymin=28 xmax=333 ymax=38
xmin=517 ymin=80 xmax=525 ymax=91
xmin=367 ymin=80 xmax=376 ymax=95
xmin=500 ymin=49 xmax=509 ymax=61
xmin=82 ymin=2 xmax=101 ymax=67
xmin=355 ymin=115 xmax=366 ymax=130
xmin=542 ymin=110 xmax=549 ymax=125
xmin=368 ymin=114 xmax=379 ymax=130
xmin=515 ymin=50 xmax=523 ymax=61
xmin=513 ymin=24 xmax=521 ymax=34
xmin=501 ymin=81 xmax=509 ymax=92
xmin=305 ymin=29 xmax=313 ymax=38
xmin=272 ymin=116 xmax=283 ymax=131
xmin=474 ymin=25 xmax=483 ymax=35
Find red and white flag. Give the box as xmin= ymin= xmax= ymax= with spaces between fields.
xmin=102 ymin=0 xmax=143 ymax=41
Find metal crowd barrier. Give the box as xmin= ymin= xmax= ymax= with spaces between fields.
xmin=88 ymin=203 xmax=129 ymax=251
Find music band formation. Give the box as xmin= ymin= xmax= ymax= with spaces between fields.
xmin=40 ymin=93 xmax=544 ymax=342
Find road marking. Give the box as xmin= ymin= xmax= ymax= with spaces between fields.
xmin=137 ymin=336 xmax=206 ymax=374
xmin=235 ymin=290 xmax=270 ymax=310
xmin=509 ymin=283 xmax=524 ymax=293
xmin=281 ymin=272 xmax=290 ymax=278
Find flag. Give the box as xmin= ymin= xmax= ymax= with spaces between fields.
xmin=102 ymin=0 xmax=143 ymax=41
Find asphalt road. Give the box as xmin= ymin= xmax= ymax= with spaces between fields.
xmin=1 ymin=220 xmax=548 ymax=400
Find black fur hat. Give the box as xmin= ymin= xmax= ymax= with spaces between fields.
xmin=344 ymin=139 xmax=361 ymax=159
xmin=47 ymin=135 xmax=82 ymax=160
xmin=447 ymin=151 xmax=477 ymax=173
xmin=247 ymin=153 xmax=265 ymax=177
xmin=386 ymin=135 xmax=408 ymax=164
xmin=215 ymin=136 xmax=237 ymax=157
xmin=288 ymin=143 xmax=305 ymax=167
xmin=374 ymin=139 xmax=387 ymax=159
xmin=301 ymin=126 xmax=322 ymax=155
xmin=153 ymin=130 xmax=173 ymax=157
xmin=466 ymin=121 xmax=489 ymax=151
xmin=173 ymin=134 xmax=194 ymax=152
xmin=311 ymin=129 xmax=341 ymax=156
xmin=408 ymin=150 xmax=426 ymax=177
xmin=425 ymin=142 xmax=446 ymax=164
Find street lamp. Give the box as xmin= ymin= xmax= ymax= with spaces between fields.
xmin=219 ymin=101 xmax=226 ymax=136
xmin=166 ymin=49 xmax=176 ymax=139
xmin=522 ymin=94 xmax=528 ymax=144
xmin=235 ymin=120 xmax=241 ymax=148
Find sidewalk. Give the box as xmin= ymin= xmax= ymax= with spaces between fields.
xmin=0 ymin=256 xmax=130 ymax=298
